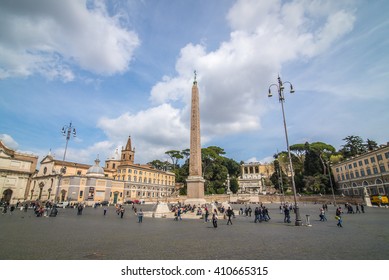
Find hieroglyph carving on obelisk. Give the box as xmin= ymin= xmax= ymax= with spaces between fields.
xmin=189 ymin=71 xmax=202 ymax=177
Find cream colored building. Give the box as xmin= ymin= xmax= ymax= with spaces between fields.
xmin=30 ymin=136 xmax=175 ymax=204
xmin=331 ymin=143 xmax=389 ymax=197
xmin=238 ymin=162 xmax=275 ymax=194
xmin=0 ymin=141 xmax=38 ymax=204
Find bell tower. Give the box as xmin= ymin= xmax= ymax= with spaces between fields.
xmin=121 ymin=136 xmax=135 ymax=165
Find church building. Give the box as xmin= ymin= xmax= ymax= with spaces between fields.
xmin=30 ymin=136 xmax=175 ymax=205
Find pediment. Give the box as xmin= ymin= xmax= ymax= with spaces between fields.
xmin=40 ymin=155 xmax=55 ymax=164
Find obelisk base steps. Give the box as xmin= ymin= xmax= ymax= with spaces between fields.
xmin=185 ymin=176 xmax=206 ymax=206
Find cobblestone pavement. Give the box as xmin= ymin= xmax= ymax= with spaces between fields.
xmin=1 ymin=203 xmax=388 ymax=260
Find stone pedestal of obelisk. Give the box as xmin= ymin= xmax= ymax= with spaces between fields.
xmin=185 ymin=72 xmax=206 ymax=206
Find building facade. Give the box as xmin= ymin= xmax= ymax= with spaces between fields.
xmin=331 ymin=143 xmax=389 ymax=197
xmin=0 ymin=141 xmax=38 ymax=204
xmin=238 ymin=162 xmax=275 ymax=194
xmin=30 ymin=136 xmax=175 ymax=205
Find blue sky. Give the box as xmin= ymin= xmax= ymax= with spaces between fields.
xmin=1 ymin=0 xmax=388 ymax=167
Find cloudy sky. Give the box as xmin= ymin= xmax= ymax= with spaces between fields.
xmin=1 ymin=0 xmax=388 ymax=167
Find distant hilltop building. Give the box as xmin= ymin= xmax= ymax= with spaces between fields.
xmin=238 ymin=162 xmax=275 ymax=194
xmin=30 ymin=136 xmax=175 ymax=205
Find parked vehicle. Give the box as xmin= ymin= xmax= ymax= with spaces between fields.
xmin=371 ymin=195 xmax=389 ymax=206
xmin=56 ymin=202 xmax=69 ymax=208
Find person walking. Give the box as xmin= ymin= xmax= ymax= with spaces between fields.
xmin=212 ymin=209 xmax=218 ymax=228
xmin=284 ymin=206 xmax=291 ymax=223
xmin=336 ymin=207 xmax=343 ymax=227
xmin=120 ymin=207 xmax=125 ymax=218
xmin=103 ymin=206 xmax=107 ymax=216
xmin=137 ymin=209 xmax=143 ymax=223
xmin=319 ymin=208 xmax=327 ymax=221
xmin=254 ymin=207 xmax=260 ymax=223
xmin=226 ymin=207 xmax=233 ymax=225
xmin=204 ymin=207 xmax=209 ymax=223
xmin=361 ymin=204 xmax=365 ymax=213
xmin=355 ymin=204 xmax=361 ymax=214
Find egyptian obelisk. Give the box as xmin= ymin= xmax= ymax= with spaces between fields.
xmin=185 ymin=71 xmax=206 ymax=206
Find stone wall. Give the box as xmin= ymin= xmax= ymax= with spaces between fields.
xmin=149 ymin=194 xmax=364 ymax=205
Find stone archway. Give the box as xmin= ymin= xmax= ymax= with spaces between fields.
xmin=2 ymin=189 xmax=13 ymax=203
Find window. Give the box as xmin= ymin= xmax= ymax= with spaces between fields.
xmin=336 ymin=167 xmax=339 ymax=172
xmin=77 ymin=170 xmax=82 ymax=175
xmin=380 ymin=165 xmax=386 ymax=173
xmin=353 ymin=162 xmax=357 ymax=168
xmin=341 ymin=174 xmax=345 ymax=180
xmin=128 ymin=169 xmax=132 ymax=173
xmin=79 ymin=191 xmax=83 ymax=198
xmin=350 ymin=172 xmax=354 ymax=179
xmin=355 ymin=171 xmax=359 ymax=178
xmin=358 ymin=161 xmax=363 ymax=166
xmin=377 ymin=154 xmax=383 ymax=161
xmin=361 ymin=170 xmax=365 ymax=176
xmin=385 ymin=152 xmax=389 ymax=159
xmin=364 ymin=159 xmax=369 ymax=165
xmin=373 ymin=167 xmax=378 ymax=174
xmin=370 ymin=157 xmax=376 ymax=163
xmin=43 ymin=167 xmax=47 ymax=175
xmin=348 ymin=164 xmax=352 ymax=169
xmin=346 ymin=173 xmax=349 ymax=180
xmin=366 ymin=168 xmax=371 ymax=175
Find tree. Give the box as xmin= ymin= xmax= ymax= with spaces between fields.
xmin=147 ymin=160 xmax=165 ymax=170
xmin=365 ymin=139 xmax=378 ymax=151
xmin=340 ymin=135 xmax=366 ymax=157
xmin=165 ymin=150 xmax=183 ymax=170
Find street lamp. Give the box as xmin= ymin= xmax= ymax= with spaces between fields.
xmin=327 ymin=161 xmax=337 ymax=207
xmin=268 ymin=75 xmax=302 ymax=226
xmin=54 ymin=122 xmax=77 ymax=202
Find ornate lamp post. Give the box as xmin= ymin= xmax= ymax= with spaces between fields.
xmin=54 ymin=122 xmax=76 ymax=202
xmin=268 ymin=75 xmax=302 ymax=226
xmin=327 ymin=161 xmax=337 ymax=207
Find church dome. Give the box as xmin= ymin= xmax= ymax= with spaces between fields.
xmin=86 ymin=158 xmax=105 ymax=177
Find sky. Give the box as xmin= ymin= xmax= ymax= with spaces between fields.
xmin=1 ymin=0 xmax=389 ymax=168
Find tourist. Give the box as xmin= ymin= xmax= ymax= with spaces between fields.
xmin=120 ymin=207 xmax=125 ymax=218
xmin=137 ymin=209 xmax=143 ymax=223
xmin=212 ymin=209 xmax=218 ymax=228
xmin=336 ymin=207 xmax=343 ymax=227
xmin=204 ymin=207 xmax=209 ymax=223
xmin=355 ymin=204 xmax=361 ymax=214
xmin=103 ymin=206 xmax=107 ymax=216
xmin=226 ymin=207 xmax=233 ymax=225
xmin=319 ymin=208 xmax=327 ymax=221
xmin=254 ymin=207 xmax=260 ymax=223
xmin=263 ymin=206 xmax=271 ymax=221
xmin=10 ymin=205 xmax=15 ymax=215
xmin=77 ymin=203 xmax=83 ymax=215
xmin=284 ymin=206 xmax=291 ymax=223
xmin=361 ymin=204 xmax=365 ymax=213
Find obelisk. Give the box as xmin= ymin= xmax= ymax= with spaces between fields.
xmin=185 ymin=71 xmax=206 ymax=206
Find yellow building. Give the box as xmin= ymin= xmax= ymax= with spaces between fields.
xmin=0 ymin=140 xmax=38 ymax=204
xmin=238 ymin=162 xmax=275 ymax=194
xmin=331 ymin=143 xmax=389 ymax=197
xmin=30 ymin=136 xmax=175 ymax=204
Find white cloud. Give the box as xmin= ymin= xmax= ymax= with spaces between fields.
xmin=0 ymin=134 xmax=19 ymax=150
xmin=97 ymin=0 xmax=357 ymax=163
xmin=97 ymin=104 xmax=189 ymax=163
xmin=0 ymin=0 xmax=140 ymax=81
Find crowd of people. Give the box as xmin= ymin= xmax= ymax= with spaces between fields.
xmin=1 ymin=199 xmax=369 ymax=229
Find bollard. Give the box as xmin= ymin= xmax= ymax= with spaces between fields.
xmin=305 ymin=214 xmax=312 ymax=227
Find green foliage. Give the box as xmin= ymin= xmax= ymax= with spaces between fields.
xmin=340 ymin=135 xmax=366 ymax=157
xmin=230 ymin=178 xmax=239 ymax=194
